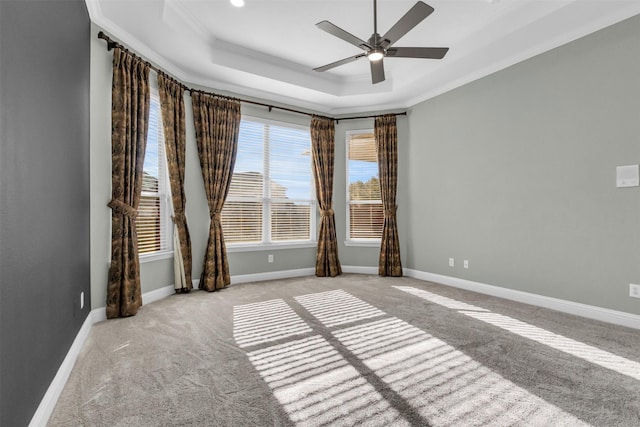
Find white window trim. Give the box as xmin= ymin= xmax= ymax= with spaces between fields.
xmin=227 ymin=241 xmax=317 ymax=252
xmin=225 ymin=116 xmax=317 ymax=248
xmin=139 ymin=88 xmax=174 ymax=262
xmin=345 ymin=129 xmax=382 ymax=246
xmin=140 ymin=249 xmax=174 ymax=263
xmin=344 ymin=239 xmax=381 ymax=248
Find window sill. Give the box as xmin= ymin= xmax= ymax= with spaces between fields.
xmin=344 ymin=240 xmax=380 ymax=248
xmin=139 ymin=250 xmax=174 ymax=263
xmin=227 ymin=242 xmax=317 ymax=253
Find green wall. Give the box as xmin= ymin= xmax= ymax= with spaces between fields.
xmin=404 ymin=14 xmax=640 ymax=315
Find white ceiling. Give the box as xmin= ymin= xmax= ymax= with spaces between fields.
xmin=87 ymin=0 xmax=640 ymax=115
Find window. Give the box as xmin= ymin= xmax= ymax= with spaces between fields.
xmin=137 ymin=90 xmax=172 ymax=258
xmin=346 ymin=130 xmax=383 ymax=243
xmin=222 ymin=117 xmax=316 ymax=247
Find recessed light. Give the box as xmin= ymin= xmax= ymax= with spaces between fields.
xmin=230 ymin=0 xmax=245 ymax=7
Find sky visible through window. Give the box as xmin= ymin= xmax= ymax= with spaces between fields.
xmin=143 ymin=100 xmax=161 ymax=179
xmin=233 ymin=121 xmax=314 ymax=201
xmin=145 ymin=113 xmax=378 ymax=197
xmin=233 ymin=121 xmax=377 ymax=200
xmin=348 ymin=159 xmax=378 ymax=186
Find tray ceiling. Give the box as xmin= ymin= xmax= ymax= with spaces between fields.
xmin=86 ymin=0 xmax=640 ymax=115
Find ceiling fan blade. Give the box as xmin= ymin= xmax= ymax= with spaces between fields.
xmin=314 ymin=53 xmax=366 ymax=72
xmin=381 ymin=1 xmax=434 ymax=48
xmin=316 ymin=21 xmax=372 ymax=51
xmin=370 ymin=59 xmax=385 ymax=84
xmin=386 ymin=47 xmax=449 ymax=59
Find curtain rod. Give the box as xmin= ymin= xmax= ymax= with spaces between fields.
xmin=97 ymin=31 xmax=406 ymax=123
xmin=335 ymin=112 xmax=407 ymax=123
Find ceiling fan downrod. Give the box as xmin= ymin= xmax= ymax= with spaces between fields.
xmin=373 ymin=0 xmax=378 ymax=35
xmin=368 ymin=0 xmax=383 ymax=58
xmin=370 ymin=0 xmax=383 ymax=48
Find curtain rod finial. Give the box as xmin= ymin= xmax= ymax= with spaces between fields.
xmin=97 ymin=31 xmax=117 ymax=51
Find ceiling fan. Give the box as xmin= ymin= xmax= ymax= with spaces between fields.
xmin=313 ymin=0 xmax=449 ymax=84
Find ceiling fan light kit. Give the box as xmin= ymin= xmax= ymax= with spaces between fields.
xmin=314 ymin=0 xmax=449 ymax=84
xmin=367 ymin=49 xmax=384 ymax=62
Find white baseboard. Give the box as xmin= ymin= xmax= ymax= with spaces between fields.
xmin=28 ymin=310 xmax=95 ymax=427
xmin=231 ymin=268 xmax=315 ymax=284
xmin=90 ymin=305 xmax=107 ymax=324
xmin=229 ymin=265 xmax=380 ymax=280
xmin=142 ymin=284 xmax=176 ymax=305
xmin=403 ymin=268 xmax=640 ymax=330
xmin=30 ymin=266 xmax=345 ymax=426
xmin=30 ymin=283 xmax=176 ymax=427
xmin=342 ymin=265 xmax=378 ymax=275
xmin=34 ymin=266 xmax=637 ymax=426
xmin=85 ymin=284 xmax=177 ymax=325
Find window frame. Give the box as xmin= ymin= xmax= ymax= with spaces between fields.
xmin=138 ymin=88 xmax=173 ymax=263
xmin=224 ymin=116 xmax=317 ymax=252
xmin=345 ymin=129 xmax=382 ymax=247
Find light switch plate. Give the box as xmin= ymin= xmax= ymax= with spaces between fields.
xmin=616 ymin=165 xmax=639 ymax=188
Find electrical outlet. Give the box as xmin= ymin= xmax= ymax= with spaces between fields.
xmin=80 ymin=291 xmax=84 ymax=310
xmin=448 ymin=258 xmax=454 ymax=267
xmin=268 ymin=254 xmax=274 ymax=263
xmin=630 ymin=284 xmax=640 ymax=299
xmin=464 ymin=260 xmax=469 ymax=269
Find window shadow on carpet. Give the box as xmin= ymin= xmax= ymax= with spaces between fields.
xmin=233 ymin=289 xmax=592 ymax=426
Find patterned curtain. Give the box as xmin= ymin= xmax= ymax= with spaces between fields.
xmin=310 ymin=116 xmax=342 ymax=277
xmin=375 ymin=114 xmax=403 ymax=276
xmin=158 ymin=72 xmax=192 ymax=293
xmin=106 ymin=48 xmax=150 ymax=318
xmin=191 ymin=93 xmax=241 ymax=291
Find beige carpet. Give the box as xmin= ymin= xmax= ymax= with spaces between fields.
xmin=49 ymin=275 xmax=640 ymax=426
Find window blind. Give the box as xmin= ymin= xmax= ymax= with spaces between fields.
xmin=138 ymin=92 xmax=172 ymax=255
xmin=222 ymin=118 xmax=315 ymax=245
xmin=347 ymin=131 xmax=383 ymax=240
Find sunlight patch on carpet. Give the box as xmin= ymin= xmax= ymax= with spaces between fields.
xmin=334 ymin=317 xmax=589 ymax=426
xmin=233 ymin=299 xmax=312 ymax=348
xmin=394 ymin=286 xmax=640 ymax=382
xmin=247 ymin=336 xmax=410 ymax=426
xmin=295 ymin=289 xmax=386 ymax=327
xmin=234 ymin=291 xmax=591 ymax=426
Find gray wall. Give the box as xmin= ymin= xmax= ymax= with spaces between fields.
xmin=404 ymin=14 xmax=640 ymax=315
xmin=90 ymin=28 xmax=410 ymax=307
xmin=0 ymin=1 xmax=91 ymax=425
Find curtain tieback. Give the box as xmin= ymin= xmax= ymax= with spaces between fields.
xmin=107 ymin=199 xmax=138 ymax=218
xmin=320 ymin=208 xmax=334 ymax=217
xmin=172 ymin=212 xmax=186 ymax=224
xmin=210 ymin=210 xmax=222 ymax=222
xmin=384 ymin=206 xmax=398 ymax=217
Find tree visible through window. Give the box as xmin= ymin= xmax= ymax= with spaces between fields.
xmin=347 ymin=130 xmax=383 ymax=240
xmin=222 ymin=117 xmax=316 ymax=245
xmin=137 ymin=90 xmax=172 ymax=255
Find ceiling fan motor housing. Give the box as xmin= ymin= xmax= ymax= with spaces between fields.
xmin=368 ymin=33 xmax=385 ymax=47
xmin=367 ymin=34 xmax=387 ymax=61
